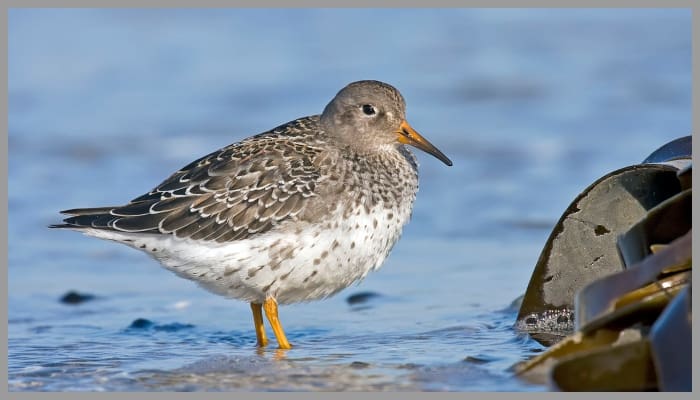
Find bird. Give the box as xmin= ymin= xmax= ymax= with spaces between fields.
xmin=51 ymin=80 xmax=452 ymax=349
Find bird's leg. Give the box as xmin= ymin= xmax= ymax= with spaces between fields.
xmin=250 ymin=303 xmax=268 ymax=347
xmin=263 ymin=297 xmax=292 ymax=349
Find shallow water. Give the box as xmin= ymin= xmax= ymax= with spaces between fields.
xmin=8 ymin=9 xmax=691 ymax=391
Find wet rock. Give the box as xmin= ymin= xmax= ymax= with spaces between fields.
xmin=649 ymin=286 xmax=691 ymax=391
xmin=515 ymin=136 xmax=692 ymax=391
xmin=349 ymin=361 xmax=371 ymax=369
xmin=128 ymin=318 xmax=154 ymax=329
xmin=127 ymin=318 xmax=194 ymax=332
xmin=59 ymin=290 xmax=96 ymax=305
xmin=577 ymin=228 xmax=691 ymax=332
xmin=517 ymin=137 xmax=690 ymax=345
xmin=617 ymin=188 xmax=691 ymax=267
xmin=463 ymin=355 xmax=498 ymax=364
xmin=346 ymin=291 xmax=382 ymax=306
xmin=516 ymin=164 xmax=682 ymax=343
xmin=551 ymin=338 xmax=656 ymax=391
xmin=641 ymin=136 xmax=691 ymax=163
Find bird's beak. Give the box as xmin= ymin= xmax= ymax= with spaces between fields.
xmin=396 ymin=121 xmax=453 ymax=166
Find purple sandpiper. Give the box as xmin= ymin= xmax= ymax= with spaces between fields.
xmin=51 ymin=80 xmax=452 ymax=349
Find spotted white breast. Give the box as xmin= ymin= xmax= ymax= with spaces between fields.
xmin=83 ymin=194 xmax=411 ymax=304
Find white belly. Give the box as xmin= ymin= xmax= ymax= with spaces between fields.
xmin=82 ymin=202 xmax=410 ymax=304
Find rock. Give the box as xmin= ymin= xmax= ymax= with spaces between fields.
xmin=59 ymin=290 xmax=96 ymax=305
xmin=346 ymin=291 xmax=382 ymax=306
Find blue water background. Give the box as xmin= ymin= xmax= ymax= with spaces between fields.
xmin=8 ymin=8 xmax=691 ymax=391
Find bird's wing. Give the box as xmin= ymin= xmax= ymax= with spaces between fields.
xmin=60 ymin=131 xmax=325 ymax=243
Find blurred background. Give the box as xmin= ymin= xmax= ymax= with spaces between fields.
xmin=8 ymin=8 xmax=691 ymax=391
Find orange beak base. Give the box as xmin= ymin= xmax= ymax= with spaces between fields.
xmin=397 ymin=121 xmax=453 ymax=166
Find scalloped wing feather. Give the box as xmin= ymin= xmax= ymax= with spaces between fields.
xmin=58 ymin=117 xmax=327 ymax=243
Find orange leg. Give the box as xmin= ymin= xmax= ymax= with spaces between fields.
xmin=263 ymin=297 xmax=292 ymax=349
xmin=250 ymin=303 xmax=268 ymax=347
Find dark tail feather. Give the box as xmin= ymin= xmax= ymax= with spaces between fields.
xmin=49 ymin=207 xmax=120 ymax=230
xmin=59 ymin=206 xmax=119 ymax=216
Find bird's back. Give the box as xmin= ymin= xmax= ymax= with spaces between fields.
xmin=51 ymin=116 xmax=331 ymax=242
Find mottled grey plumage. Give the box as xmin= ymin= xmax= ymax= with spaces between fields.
xmin=58 ymin=117 xmax=326 ymax=242
xmin=51 ymin=80 xmax=451 ymax=348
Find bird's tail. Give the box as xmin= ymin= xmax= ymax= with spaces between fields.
xmin=49 ymin=207 xmax=120 ymax=230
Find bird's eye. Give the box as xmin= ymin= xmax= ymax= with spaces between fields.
xmin=361 ymin=104 xmax=377 ymax=116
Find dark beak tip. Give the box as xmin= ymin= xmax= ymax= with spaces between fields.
xmin=438 ymin=155 xmax=453 ymax=166
xmin=433 ymin=151 xmax=453 ymax=166
xmin=426 ymin=149 xmax=453 ymax=167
